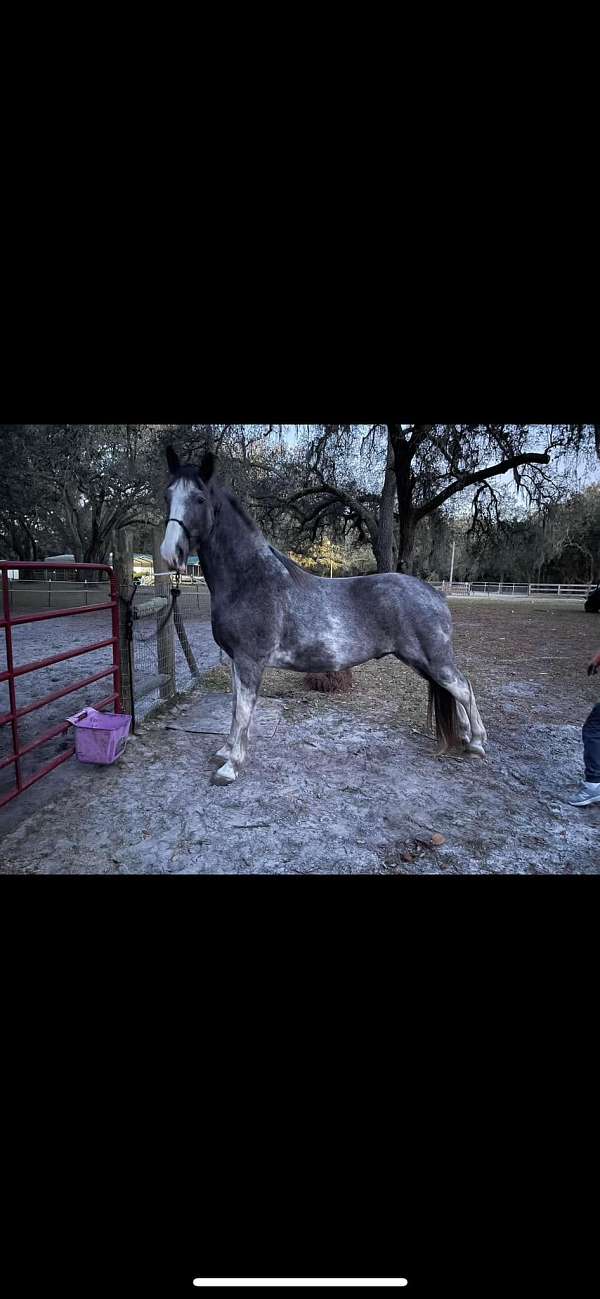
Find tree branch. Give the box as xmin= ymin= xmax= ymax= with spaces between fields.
xmin=283 ymin=482 xmax=379 ymax=541
xmin=415 ymin=452 xmax=551 ymax=520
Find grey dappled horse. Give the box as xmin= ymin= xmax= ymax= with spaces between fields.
xmin=161 ymin=448 xmax=487 ymax=786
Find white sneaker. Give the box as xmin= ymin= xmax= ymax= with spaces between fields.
xmin=568 ymin=782 xmax=600 ymax=807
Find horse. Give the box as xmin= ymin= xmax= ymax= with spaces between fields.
xmin=160 ymin=447 xmax=487 ymax=785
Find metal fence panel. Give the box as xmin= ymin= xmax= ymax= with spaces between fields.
xmin=1 ymin=563 xmax=121 ymax=808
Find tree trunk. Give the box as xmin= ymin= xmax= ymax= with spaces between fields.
xmin=374 ymin=435 xmax=397 ymax=572
xmin=387 ymin=424 xmax=419 ymax=573
xmin=396 ymin=513 xmax=418 ymax=574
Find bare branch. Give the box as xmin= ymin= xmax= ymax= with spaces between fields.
xmin=416 ymin=451 xmax=552 ymax=520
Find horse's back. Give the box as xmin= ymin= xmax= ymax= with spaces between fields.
xmin=331 ymin=571 xmax=449 ymax=616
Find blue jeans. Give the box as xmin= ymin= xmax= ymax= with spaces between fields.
xmin=583 ymin=703 xmax=600 ymax=782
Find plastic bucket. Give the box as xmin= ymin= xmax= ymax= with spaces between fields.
xmin=67 ymin=708 xmax=132 ymax=765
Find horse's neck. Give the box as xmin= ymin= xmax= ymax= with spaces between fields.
xmin=198 ymin=492 xmax=265 ymax=594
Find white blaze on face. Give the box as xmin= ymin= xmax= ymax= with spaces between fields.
xmin=161 ymin=480 xmax=192 ymax=572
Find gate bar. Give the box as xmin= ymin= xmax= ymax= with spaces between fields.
xmin=0 ymin=691 xmax=118 ymax=807
xmin=0 ymin=665 xmax=118 ymax=727
xmin=0 ymin=692 xmax=119 ymax=772
xmin=2 ymin=600 xmax=116 ymax=627
xmin=1 ymin=562 xmax=122 ymax=806
xmin=0 ymin=636 xmax=117 ymax=684
xmin=1 ymin=567 xmax=22 ymax=793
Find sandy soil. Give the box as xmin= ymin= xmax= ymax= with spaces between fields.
xmin=1 ymin=599 xmax=599 ymax=874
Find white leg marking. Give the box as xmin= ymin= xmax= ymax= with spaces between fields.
xmin=229 ymin=675 xmax=258 ymax=766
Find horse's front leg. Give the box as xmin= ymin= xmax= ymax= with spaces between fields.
xmin=214 ymin=654 xmax=236 ymax=762
xmin=214 ymin=659 xmax=263 ymax=785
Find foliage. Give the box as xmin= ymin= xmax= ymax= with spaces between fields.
xmin=1 ymin=425 xmax=598 ymax=588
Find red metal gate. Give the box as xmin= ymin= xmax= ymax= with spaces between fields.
xmin=1 ymin=562 xmax=122 ymax=808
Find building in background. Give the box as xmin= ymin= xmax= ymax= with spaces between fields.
xmin=133 ymin=554 xmax=154 ymax=585
xmin=132 ymin=554 xmax=204 ymax=584
xmin=45 ymin=553 xmax=76 ymax=580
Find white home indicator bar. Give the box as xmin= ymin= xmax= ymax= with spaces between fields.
xmin=193 ymin=1282 xmax=408 ymax=1289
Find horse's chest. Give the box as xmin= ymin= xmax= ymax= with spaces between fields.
xmin=211 ymin=596 xmax=279 ymax=657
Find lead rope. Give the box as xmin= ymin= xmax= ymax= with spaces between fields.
xmin=131 ymin=571 xmax=182 ymax=644
xmin=120 ymin=573 xmax=183 ymax=733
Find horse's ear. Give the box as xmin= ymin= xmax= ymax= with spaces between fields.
xmin=166 ymin=446 xmax=180 ymax=475
xmin=199 ymin=451 xmax=216 ymax=483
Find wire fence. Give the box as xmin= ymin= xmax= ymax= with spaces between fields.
xmin=5 ymin=580 xmax=112 ymax=612
xmin=129 ymin=582 xmax=222 ymax=721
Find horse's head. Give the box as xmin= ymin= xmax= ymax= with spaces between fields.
xmin=160 ymin=446 xmax=216 ymax=573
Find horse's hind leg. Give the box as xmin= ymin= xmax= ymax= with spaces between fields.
xmin=214 ymin=658 xmax=264 ymax=785
xmin=413 ymin=608 xmax=487 ymax=754
xmin=431 ymin=663 xmax=487 ymax=756
xmin=465 ymin=679 xmax=487 ymax=752
xmin=398 ymin=621 xmax=487 ymax=755
xmin=446 ymin=675 xmax=487 ymax=754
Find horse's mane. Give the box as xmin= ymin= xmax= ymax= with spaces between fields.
xmin=222 ymin=489 xmax=259 ymax=532
xmin=268 ymin=546 xmax=312 ymax=585
xmin=218 ymin=486 xmax=311 ymax=584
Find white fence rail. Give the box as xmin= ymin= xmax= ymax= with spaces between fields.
xmin=432 ymin=581 xmax=597 ymax=599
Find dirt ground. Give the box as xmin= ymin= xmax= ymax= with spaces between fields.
xmin=1 ymin=599 xmax=599 ymax=874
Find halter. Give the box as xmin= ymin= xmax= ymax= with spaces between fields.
xmin=167 ymin=517 xmax=192 ymax=546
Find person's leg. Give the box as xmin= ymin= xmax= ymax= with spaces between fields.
xmin=583 ymin=704 xmax=600 ymax=782
xmin=569 ymin=704 xmax=600 ymax=805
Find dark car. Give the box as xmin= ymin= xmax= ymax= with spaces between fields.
xmin=584 ymin=584 xmax=600 ymax=613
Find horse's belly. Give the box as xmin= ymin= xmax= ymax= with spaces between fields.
xmin=269 ymin=637 xmax=384 ymax=673
xmin=270 ymin=648 xmax=341 ymax=671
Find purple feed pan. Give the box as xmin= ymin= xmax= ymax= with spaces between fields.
xmin=66 ymin=708 xmax=132 ymax=765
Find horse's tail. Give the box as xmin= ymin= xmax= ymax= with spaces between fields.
xmin=427 ymin=680 xmax=461 ymax=752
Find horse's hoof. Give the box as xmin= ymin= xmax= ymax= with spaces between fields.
xmin=213 ymin=760 xmax=237 ymax=785
xmin=464 ymin=742 xmax=486 ymax=758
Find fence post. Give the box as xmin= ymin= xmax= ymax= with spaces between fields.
xmin=113 ymin=527 xmax=134 ymax=715
xmin=152 ymin=526 xmax=176 ymax=703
